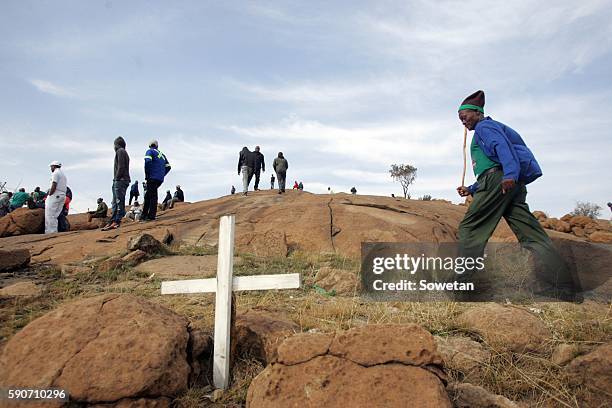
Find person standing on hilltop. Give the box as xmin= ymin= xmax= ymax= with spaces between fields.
xmin=45 ymin=161 xmax=67 ymax=234
xmin=273 ymin=152 xmax=288 ymax=194
xmin=103 ymin=136 xmax=130 ymax=231
xmin=237 ymin=147 xmax=256 ymax=196
xmin=129 ymin=180 xmax=140 ymax=205
xmin=455 ymin=90 xmax=579 ymax=301
xmin=253 ymin=146 xmax=265 ymax=191
xmin=141 ymin=140 xmax=171 ymax=221
xmin=270 ymin=174 xmax=275 ymax=189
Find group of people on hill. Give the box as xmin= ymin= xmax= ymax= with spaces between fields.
xmin=100 ymin=137 xmax=176 ymax=231
xmin=0 ymin=164 xmax=73 ymax=233
xmin=236 ymin=146 xmax=289 ymax=195
xmin=1 ymin=137 xmax=180 ymax=234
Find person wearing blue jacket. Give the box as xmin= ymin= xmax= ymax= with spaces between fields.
xmin=141 ymin=140 xmax=171 ymax=221
xmin=456 ymin=90 xmax=579 ymax=301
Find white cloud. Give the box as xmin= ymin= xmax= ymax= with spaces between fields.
xmin=28 ymin=79 xmax=79 ymax=99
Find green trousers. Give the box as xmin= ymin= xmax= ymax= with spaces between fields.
xmin=458 ymin=169 xmax=578 ymax=295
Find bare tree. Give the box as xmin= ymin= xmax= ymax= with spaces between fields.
xmin=570 ymin=201 xmax=602 ymax=219
xmin=389 ymin=164 xmax=417 ymax=199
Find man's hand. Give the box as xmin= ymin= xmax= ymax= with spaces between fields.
xmin=457 ymin=186 xmax=471 ymax=197
xmin=501 ymin=179 xmax=515 ymax=194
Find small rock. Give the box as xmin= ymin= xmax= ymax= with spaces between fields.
xmin=447 ymin=382 xmax=523 ymax=408
xmin=314 ymin=267 xmax=361 ymax=295
xmin=457 ymin=303 xmax=551 ymax=353
xmin=551 ymin=343 xmax=580 ymax=366
xmin=98 ymin=255 xmax=125 ymax=273
xmin=128 ymin=233 xmax=163 ymax=254
xmin=0 ymin=281 xmax=41 ymax=297
xmin=61 ymin=264 xmax=92 ymax=276
xmin=0 ymin=249 xmax=31 ymax=271
xmin=122 ymin=250 xmax=148 ymax=266
xmin=435 ymin=336 xmax=491 ymax=380
xmin=211 ymin=389 xmax=224 ymax=402
xmin=235 ymin=309 xmax=299 ymax=364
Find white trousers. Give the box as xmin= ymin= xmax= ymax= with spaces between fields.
xmin=45 ymin=193 xmax=66 ymax=234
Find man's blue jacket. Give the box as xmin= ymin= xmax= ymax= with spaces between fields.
xmin=144 ymin=148 xmax=171 ymax=183
xmin=468 ymin=117 xmax=542 ymax=194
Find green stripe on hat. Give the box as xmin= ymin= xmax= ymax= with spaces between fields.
xmin=458 ymin=104 xmax=484 ymax=113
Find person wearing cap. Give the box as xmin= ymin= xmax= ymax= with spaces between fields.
xmin=45 ymin=161 xmax=67 ymax=233
xmin=103 ymin=136 xmax=131 ymax=231
xmin=456 ymin=90 xmax=579 ymax=301
xmin=141 ymin=140 xmax=171 ymax=221
xmin=253 ymin=146 xmax=265 ymax=191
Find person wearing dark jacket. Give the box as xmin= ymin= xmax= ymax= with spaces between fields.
xmin=170 ymin=185 xmax=184 ymax=208
xmin=161 ymin=190 xmax=172 ymax=211
xmin=141 ymin=139 xmax=171 ymax=221
xmin=88 ymin=198 xmax=109 ymax=222
xmin=273 ymin=152 xmax=288 ymax=194
xmin=238 ymin=147 xmax=256 ymax=196
xmin=270 ymin=174 xmax=275 ymax=189
xmin=253 ymin=146 xmax=265 ymax=191
xmin=103 ymin=136 xmax=130 ymax=230
xmin=456 ymin=90 xmax=579 ymax=301
xmin=129 ymin=180 xmax=140 ymax=205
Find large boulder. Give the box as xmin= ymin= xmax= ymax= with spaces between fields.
xmin=456 ymin=304 xmax=551 ymax=353
xmin=0 ymin=208 xmax=44 ymax=237
xmin=247 ymin=324 xmax=451 ymax=407
xmin=588 ymin=231 xmax=612 ymax=243
xmin=0 ymin=248 xmax=31 ymax=271
xmin=235 ymin=309 xmax=299 ymax=364
xmin=0 ymin=294 xmax=198 ymax=405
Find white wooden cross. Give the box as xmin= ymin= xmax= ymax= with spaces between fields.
xmin=161 ymin=214 xmax=301 ymax=390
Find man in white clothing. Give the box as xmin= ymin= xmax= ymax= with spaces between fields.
xmin=45 ymin=161 xmax=68 ymax=234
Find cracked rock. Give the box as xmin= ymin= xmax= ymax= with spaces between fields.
xmin=247 ymin=324 xmax=451 ymax=407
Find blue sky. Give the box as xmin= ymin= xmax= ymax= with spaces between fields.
xmin=1 ymin=0 xmax=611 ymax=217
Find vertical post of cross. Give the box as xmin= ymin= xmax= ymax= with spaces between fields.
xmin=213 ymin=214 xmax=235 ymax=389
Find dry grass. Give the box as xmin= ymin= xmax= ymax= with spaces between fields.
xmin=1 ymin=248 xmax=610 ymax=407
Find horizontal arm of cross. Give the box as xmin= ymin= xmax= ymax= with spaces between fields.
xmin=161 ymin=273 xmax=301 ymax=295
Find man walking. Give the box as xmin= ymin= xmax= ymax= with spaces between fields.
xmin=273 ymin=152 xmax=288 ymax=194
xmin=270 ymin=174 xmax=275 ymax=189
xmin=237 ymin=147 xmax=256 ymax=196
xmin=253 ymin=146 xmax=265 ymax=191
xmin=45 ymin=161 xmax=67 ymax=234
xmin=129 ymin=180 xmax=140 ymax=205
xmin=103 ymin=137 xmax=130 ymax=230
xmin=455 ymin=90 xmax=578 ymax=301
xmin=141 ymin=140 xmax=171 ymax=221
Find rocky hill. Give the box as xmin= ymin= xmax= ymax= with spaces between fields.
xmin=0 ymin=191 xmax=610 ymax=407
